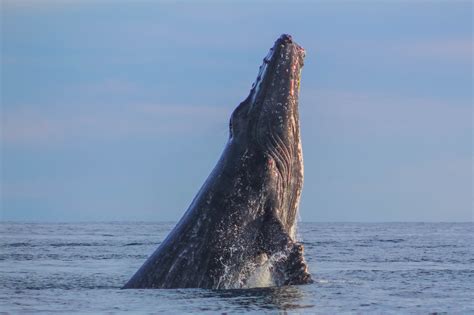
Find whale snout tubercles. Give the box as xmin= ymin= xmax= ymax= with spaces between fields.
xmin=276 ymin=33 xmax=306 ymax=64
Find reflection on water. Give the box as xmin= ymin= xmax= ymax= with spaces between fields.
xmin=208 ymin=286 xmax=312 ymax=311
xmin=121 ymin=286 xmax=312 ymax=313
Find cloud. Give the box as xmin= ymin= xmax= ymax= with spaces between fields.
xmin=301 ymin=89 xmax=471 ymax=140
xmin=1 ymin=103 xmax=229 ymax=147
xmin=337 ymin=38 xmax=473 ymax=64
xmin=3 ymin=87 xmax=470 ymax=148
xmin=393 ymin=39 xmax=473 ymax=62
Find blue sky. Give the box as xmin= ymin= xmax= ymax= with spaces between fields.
xmin=1 ymin=1 xmax=472 ymax=222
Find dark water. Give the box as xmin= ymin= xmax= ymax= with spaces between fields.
xmin=1 ymin=222 xmax=472 ymax=313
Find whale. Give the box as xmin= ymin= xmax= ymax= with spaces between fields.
xmin=123 ymin=34 xmax=312 ymax=289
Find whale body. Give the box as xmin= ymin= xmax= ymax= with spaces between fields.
xmin=123 ymin=34 xmax=312 ymax=289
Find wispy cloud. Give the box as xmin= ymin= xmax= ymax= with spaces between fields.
xmin=301 ymin=89 xmax=472 ymax=139
xmin=393 ymin=39 xmax=473 ymax=62
xmin=322 ymin=38 xmax=473 ymax=65
xmin=1 ymin=103 xmax=229 ymax=147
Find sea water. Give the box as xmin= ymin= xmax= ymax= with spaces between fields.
xmin=1 ymin=222 xmax=472 ymax=313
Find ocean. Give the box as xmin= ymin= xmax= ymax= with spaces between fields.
xmin=1 ymin=222 xmax=472 ymax=313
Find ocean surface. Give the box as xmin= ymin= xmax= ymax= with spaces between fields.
xmin=1 ymin=222 xmax=472 ymax=314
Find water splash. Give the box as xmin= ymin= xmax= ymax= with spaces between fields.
xmin=216 ymin=251 xmax=290 ymax=289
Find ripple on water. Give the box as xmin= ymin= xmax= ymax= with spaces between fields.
xmin=0 ymin=222 xmax=472 ymax=313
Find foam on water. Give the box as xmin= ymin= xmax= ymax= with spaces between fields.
xmin=245 ymin=252 xmax=289 ymax=288
xmin=215 ymin=248 xmax=290 ymax=289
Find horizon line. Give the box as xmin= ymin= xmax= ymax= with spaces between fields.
xmin=0 ymin=220 xmax=472 ymax=224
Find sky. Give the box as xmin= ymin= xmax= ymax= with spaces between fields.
xmin=1 ymin=1 xmax=472 ymax=222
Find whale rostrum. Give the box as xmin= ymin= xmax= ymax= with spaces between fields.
xmin=123 ymin=34 xmax=312 ymax=289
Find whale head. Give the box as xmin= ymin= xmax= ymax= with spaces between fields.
xmin=228 ymin=34 xmax=305 ymax=239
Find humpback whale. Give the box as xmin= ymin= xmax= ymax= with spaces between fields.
xmin=124 ymin=34 xmax=312 ymax=289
